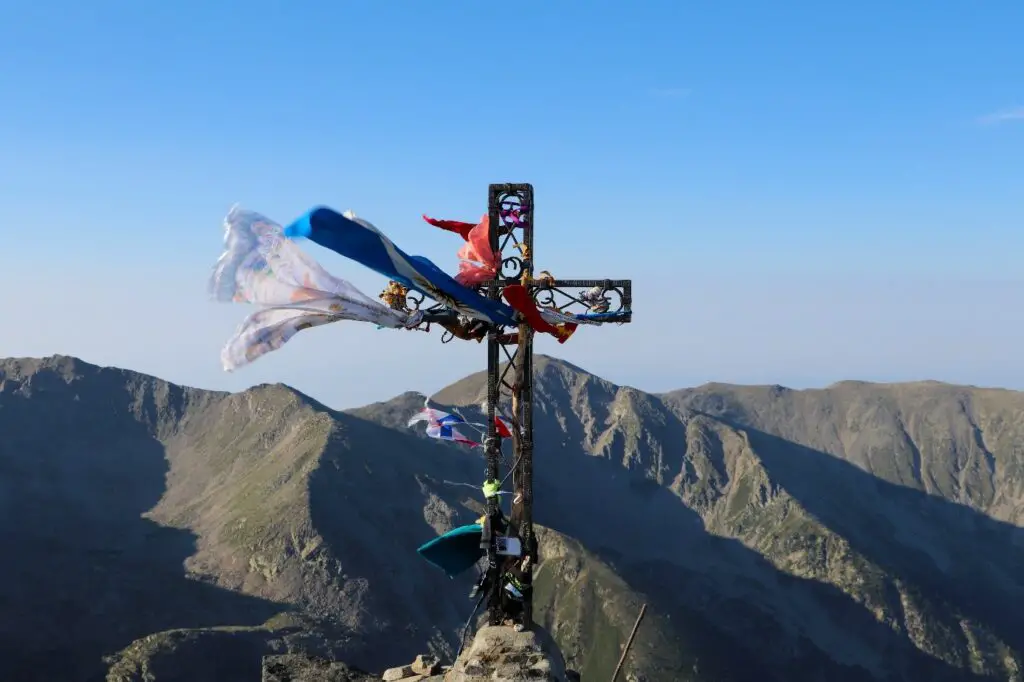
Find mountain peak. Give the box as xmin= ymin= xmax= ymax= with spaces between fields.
xmin=344 ymin=390 xmax=428 ymax=431
xmin=239 ymin=381 xmax=330 ymax=411
xmin=533 ymin=354 xmax=591 ymax=375
xmin=0 ymin=353 xmax=95 ymax=380
xmin=5 ymin=352 xmax=1024 ymax=680
xmin=430 ymin=354 xmax=615 ymax=407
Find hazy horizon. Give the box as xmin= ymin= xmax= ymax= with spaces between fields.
xmin=4 ymin=324 xmax=1023 ymax=412
xmin=2 ymin=2 xmax=1021 ymax=409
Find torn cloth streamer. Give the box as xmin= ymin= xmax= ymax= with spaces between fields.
xmin=413 ymin=402 xmax=516 ymax=439
xmin=408 ymin=408 xmax=480 ymax=447
xmin=494 ymin=415 xmax=513 ymax=439
xmin=210 ymin=206 xmax=422 ymax=371
xmin=284 ymin=207 xmax=516 ymax=326
xmin=421 ymin=215 xmax=474 ymax=240
xmin=221 ymin=305 xmax=340 ymax=371
xmin=501 ymin=284 xmax=578 ymax=343
xmin=422 ymin=214 xmax=500 ymax=287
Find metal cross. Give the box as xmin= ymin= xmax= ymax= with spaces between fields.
xmin=479 ymin=183 xmax=633 ymax=629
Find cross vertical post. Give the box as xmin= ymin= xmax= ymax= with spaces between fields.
xmin=481 ymin=185 xmax=512 ymax=624
xmin=482 ymin=183 xmax=632 ymax=630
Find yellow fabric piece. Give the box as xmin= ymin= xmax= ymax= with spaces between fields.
xmin=482 ymin=479 xmax=501 ymax=498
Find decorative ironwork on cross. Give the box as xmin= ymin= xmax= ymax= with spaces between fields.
xmin=208 ymin=186 xmax=633 ymax=638
xmin=476 ymin=183 xmax=633 ymax=629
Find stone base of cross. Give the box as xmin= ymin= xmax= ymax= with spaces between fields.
xmin=478 ymin=184 xmax=632 ymax=630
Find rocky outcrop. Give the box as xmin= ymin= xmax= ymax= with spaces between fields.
xmin=381 ymin=625 xmax=574 ymax=682
xmin=261 ymin=653 xmax=376 ymax=681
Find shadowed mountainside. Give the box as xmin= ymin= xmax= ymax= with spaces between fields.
xmin=417 ymin=356 xmax=1024 ymax=680
xmin=0 ymin=356 xmax=283 ymax=682
xmin=0 ymin=356 xmax=682 ymax=681
xmin=3 ymin=354 xmax=1024 ymax=680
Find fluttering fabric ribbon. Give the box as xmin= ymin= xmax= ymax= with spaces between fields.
xmin=409 ymin=398 xmax=517 ymax=445
xmin=209 ymin=206 xmax=422 ymax=371
xmin=219 ymin=305 xmax=342 ymax=372
xmin=494 ymin=415 xmax=513 ymax=438
xmin=503 ymin=284 xmax=615 ymax=328
xmin=422 ymin=214 xmax=500 ymax=287
xmin=538 ymin=307 xmax=605 ymax=326
xmin=500 ymin=284 xmax=578 ymax=343
xmin=421 ymin=215 xmax=474 ymax=240
xmin=283 ymin=207 xmax=516 ymax=326
xmin=408 ymin=407 xmax=481 ymax=447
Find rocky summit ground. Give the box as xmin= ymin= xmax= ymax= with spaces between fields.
xmin=2 ymin=353 xmax=1024 ymax=681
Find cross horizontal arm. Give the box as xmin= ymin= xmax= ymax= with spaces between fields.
xmin=477 ymin=277 xmax=634 ymax=326
xmin=539 ymin=278 xmax=632 ymax=289
xmin=535 ymin=279 xmax=632 ymax=322
xmin=478 ymin=278 xmax=632 ymax=289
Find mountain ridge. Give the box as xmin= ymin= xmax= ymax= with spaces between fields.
xmin=3 ymin=353 xmax=1024 ymax=680
xmin=14 ymin=351 xmax=1013 ymax=407
xmin=356 ymin=353 xmax=1024 ymax=679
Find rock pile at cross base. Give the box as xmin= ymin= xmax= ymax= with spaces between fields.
xmin=382 ymin=625 xmax=574 ymax=682
xmin=261 ymin=625 xmax=577 ymax=682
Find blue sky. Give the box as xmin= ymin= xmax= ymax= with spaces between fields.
xmin=1 ymin=0 xmax=1022 ymax=408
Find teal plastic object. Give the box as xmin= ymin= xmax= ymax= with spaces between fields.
xmin=416 ymin=523 xmax=485 ymax=578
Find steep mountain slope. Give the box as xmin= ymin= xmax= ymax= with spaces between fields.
xmin=662 ymin=380 xmax=1024 ymax=521
xmin=660 ymin=381 xmax=1024 ymax=677
xmin=5 ymin=353 xmax=1024 ymax=681
xmin=409 ymin=356 xmax=1024 ymax=680
xmin=0 ymin=355 xmax=490 ymax=680
xmin=0 ymin=356 xmax=280 ymax=682
xmin=0 ymin=356 xmax=685 ymax=682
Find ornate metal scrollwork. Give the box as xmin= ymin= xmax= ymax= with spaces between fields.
xmin=405 ymin=290 xmax=426 ymax=312
xmin=530 ymin=278 xmax=632 ymax=323
xmin=379 ymin=280 xmax=443 ymax=315
xmin=492 ymin=190 xmax=532 ymax=283
xmin=501 ymin=255 xmax=525 ymax=280
xmin=379 ymin=280 xmax=454 ymax=334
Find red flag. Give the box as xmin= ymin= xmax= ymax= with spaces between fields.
xmin=423 ymin=214 xmax=500 ymax=286
xmin=501 ymin=284 xmax=577 ymax=343
xmin=494 ymin=415 xmax=513 ymax=438
xmin=422 ymin=214 xmax=475 ymax=240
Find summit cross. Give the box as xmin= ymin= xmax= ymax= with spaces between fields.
xmin=478 ymin=183 xmax=633 ymax=629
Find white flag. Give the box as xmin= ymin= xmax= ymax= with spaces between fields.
xmin=210 ymin=206 xmax=422 ymax=371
